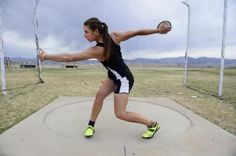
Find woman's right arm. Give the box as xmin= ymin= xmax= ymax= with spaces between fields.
xmin=111 ymin=27 xmax=171 ymax=44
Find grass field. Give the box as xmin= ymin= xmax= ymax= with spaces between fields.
xmin=188 ymin=67 xmax=236 ymax=103
xmin=0 ymin=66 xmax=236 ymax=135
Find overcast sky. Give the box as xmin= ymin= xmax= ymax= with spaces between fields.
xmin=1 ymin=0 xmax=236 ymax=59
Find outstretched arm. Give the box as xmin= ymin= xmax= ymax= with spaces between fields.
xmin=112 ymin=27 xmax=171 ymax=44
xmin=38 ymin=46 xmax=104 ymax=62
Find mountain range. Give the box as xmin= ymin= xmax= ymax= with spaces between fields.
xmin=8 ymin=57 xmax=236 ymax=67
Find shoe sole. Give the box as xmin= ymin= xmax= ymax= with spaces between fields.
xmin=85 ymin=135 xmax=93 ymax=138
xmin=142 ymin=125 xmax=160 ymax=139
xmin=85 ymin=131 xmax=94 ymax=138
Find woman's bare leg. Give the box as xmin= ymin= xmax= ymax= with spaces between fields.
xmin=89 ymin=79 xmax=115 ymax=122
xmin=113 ymin=93 xmax=152 ymax=126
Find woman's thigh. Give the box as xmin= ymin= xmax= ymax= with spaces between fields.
xmin=95 ymin=79 xmax=115 ymax=100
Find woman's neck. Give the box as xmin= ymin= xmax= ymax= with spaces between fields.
xmin=95 ymin=36 xmax=103 ymax=43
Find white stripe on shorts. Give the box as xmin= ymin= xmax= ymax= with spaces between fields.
xmin=119 ymin=77 xmax=129 ymax=93
xmin=108 ymin=67 xmax=130 ymax=93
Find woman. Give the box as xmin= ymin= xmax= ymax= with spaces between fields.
xmin=39 ymin=17 xmax=171 ymax=139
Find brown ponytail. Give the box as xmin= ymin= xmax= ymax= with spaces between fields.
xmin=84 ymin=17 xmax=112 ymax=60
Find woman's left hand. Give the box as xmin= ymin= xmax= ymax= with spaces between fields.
xmin=38 ymin=48 xmax=47 ymax=61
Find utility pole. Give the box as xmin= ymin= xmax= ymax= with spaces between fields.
xmin=0 ymin=1 xmax=7 ymax=95
xmin=33 ymin=0 xmax=44 ymax=83
xmin=218 ymin=0 xmax=228 ymax=97
xmin=182 ymin=1 xmax=190 ymax=86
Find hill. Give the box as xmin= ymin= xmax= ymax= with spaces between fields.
xmin=9 ymin=57 xmax=236 ymax=67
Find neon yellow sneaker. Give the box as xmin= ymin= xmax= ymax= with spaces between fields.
xmin=142 ymin=123 xmax=160 ymax=139
xmin=84 ymin=125 xmax=95 ymax=138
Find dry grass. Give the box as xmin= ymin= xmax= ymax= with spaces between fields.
xmin=0 ymin=66 xmax=235 ymax=135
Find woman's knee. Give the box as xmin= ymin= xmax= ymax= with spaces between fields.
xmin=115 ymin=111 xmax=127 ymax=120
xmin=95 ymin=90 xmax=107 ymax=102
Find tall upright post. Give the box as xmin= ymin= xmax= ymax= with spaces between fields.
xmin=33 ymin=0 xmax=44 ymax=83
xmin=218 ymin=0 xmax=227 ymax=97
xmin=182 ymin=1 xmax=190 ymax=86
xmin=0 ymin=1 xmax=7 ymax=95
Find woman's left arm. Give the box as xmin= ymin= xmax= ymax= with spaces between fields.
xmin=39 ymin=46 xmax=104 ymax=62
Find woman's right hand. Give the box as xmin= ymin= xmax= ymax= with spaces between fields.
xmin=38 ymin=48 xmax=47 ymax=61
xmin=158 ymin=26 xmax=171 ymax=34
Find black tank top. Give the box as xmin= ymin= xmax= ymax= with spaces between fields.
xmin=96 ymin=39 xmax=133 ymax=81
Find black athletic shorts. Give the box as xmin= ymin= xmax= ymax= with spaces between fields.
xmin=108 ymin=70 xmax=134 ymax=94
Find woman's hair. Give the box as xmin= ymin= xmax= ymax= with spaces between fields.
xmin=84 ymin=17 xmax=112 ymax=60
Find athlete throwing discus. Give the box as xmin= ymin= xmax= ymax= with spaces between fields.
xmin=39 ymin=17 xmax=171 ymax=139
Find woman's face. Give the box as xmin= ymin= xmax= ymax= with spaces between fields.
xmin=83 ymin=25 xmax=97 ymax=42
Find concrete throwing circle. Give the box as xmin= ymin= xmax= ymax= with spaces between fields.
xmin=43 ymin=99 xmax=192 ymax=144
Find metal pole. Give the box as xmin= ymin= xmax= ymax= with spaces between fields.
xmin=218 ymin=0 xmax=227 ymax=97
xmin=33 ymin=0 xmax=44 ymax=83
xmin=0 ymin=35 xmax=6 ymax=96
xmin=0 ymin=1 xmax=7 ymax=95
xmin=182 ymin=1 xmax=190 ymax=86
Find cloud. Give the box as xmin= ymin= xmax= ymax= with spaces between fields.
xmin=189 ymin=46 xmax=236 ymax=58
xmin=40 ymin=35 xmax=74 ymax=53
xmin=4 ymin=31 xmax=35 ymax=50
xmin=124 ymin=49 xmax=185 ymax=59
xmin=3 ymin=30 xmax=76 ymax=57
xmin=124 ymin=45 xmax=236 ymax=59
xmin=1 ymin=0 xmax=236 ymax=59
